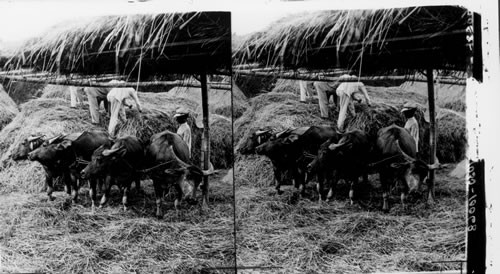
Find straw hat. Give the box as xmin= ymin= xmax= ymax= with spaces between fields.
xmin=174 ymin=107 xmax=189 ymax=118
xmin=401 ymin=102 xmax=417 ymax=112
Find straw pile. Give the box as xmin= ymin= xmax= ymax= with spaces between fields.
xmin=234 ymin=92 xmax=328 ymax=147
xmin=41 ymin=84 xmax=87 ymax=102
xmin=0 ymin=84 xmax=18 ymax=131
xmin=213 ymin=83 xmax=249 ymax=119
xmin=0 ymin=91 xmax=232 ymax=194
xmin=0 ymin=98 xmax=98 ymax=192
xmin=271 ymin=79 xmax=302 ymax=95
xmin=234 ymin=92 xmax=408 ymax=188
xmin=234 ymin=74 xmax=276 ymax=98
xmin=1 ymin=79 xmax=44 ymax=104
xmin=234 ymin=87 xmax=466 ymax=190
xmin=432 ymin=109 xmax=466 ymax=163
xmin=399 ymin=81 xmax=466 ymax=113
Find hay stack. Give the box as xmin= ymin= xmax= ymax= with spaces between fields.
xmin=136 ymin=92 xmax=232 ymax=169
xmin=271 ymin=79 xmax=301 ymax=95
xmin=1 ymin=80 xmax=44 ymax=104
xmin=165 ymin=86 xmax=232 ymax=112
xmin=345 ymin=103 xmax=405 ymax=140
xmin=234 ymin=92 xmax=327 ymax=147
xmin=41 ymin=85 xmax=87 ymax=103
xmin=234 ymin=92 xmax=407 ymax=188
xmin=234 ymin=74 xmax=276 ymax=98
xmin=234 ymin=91 xmax=466 ymax=188
xmin=434 ymin=109 xmax=466 ymax=163
xmin=213 ymin=100 xmax=247 ymax=120
xmin=234 ymin=92 xmax=327 ymax=188
xmin=0 ymin=91 xmax=232 ymax=193
xmin=0 ymin=84 xmax=18 ymax=131
xmin=0 ymin=98 xmax=96 ymax=192
xmin=210 ymin=82 xmax=249 ymax=120
xmin=367 ymin=86 xmax=427 ymax=106
xmin=399 ymin=81 xmax=466 ymax=113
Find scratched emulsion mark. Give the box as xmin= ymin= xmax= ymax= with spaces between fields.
xmin=467 ymin=159 xmax=486 ymax=274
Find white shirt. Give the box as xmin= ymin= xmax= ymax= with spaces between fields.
xmin=107 ymin=87 xmax=142 ymax=111
xmin=336 ymin=81 xmax=371 ymax=104
xmin=177 ymin=123 xmax=192 ymax=156
xmin=404 ymin=117 xmax=419 ymax=152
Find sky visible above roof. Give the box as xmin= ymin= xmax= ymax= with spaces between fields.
xmin=0 ymin=0 xmax=475 ymax=46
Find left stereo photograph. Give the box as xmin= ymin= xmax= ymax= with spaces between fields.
xmin=0 ymin=7 xmax=235 ymax=274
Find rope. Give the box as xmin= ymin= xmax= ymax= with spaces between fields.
xmin=138 ymin=160 xmax=176 ymax=174
xmin=76 ymin=158 xmax=90 ymax=165
xmin=303 ymin=152 xmax=317 ymax=159
xmin=368 ymin=154 xmax=402 ymax=167
xmin=75 ymin=155 xmax=175 ymax=174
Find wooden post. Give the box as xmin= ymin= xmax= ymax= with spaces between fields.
xmin=426 ymin=68 xmax=436 ymax=203
xmin=115 ymin=50 xmax=120 ymax=75
xmin=200 ymin=71 xmax=210 ymax=208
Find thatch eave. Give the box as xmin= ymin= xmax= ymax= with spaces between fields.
xmin=233 ymin=6 xmax=469 ymax=75
xmin=6 ymin=12 xmax=231 ymax=78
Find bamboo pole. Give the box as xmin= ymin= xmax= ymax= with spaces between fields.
xmin=426 ymin=68 xmax=436 ymax=204
xmin=0 ymin=74 xmax=231 ymax=90
xmin=233 ymin=69 xmax=466 ymax=85
xmin=200 ymin=71 xmax=210 ymax=208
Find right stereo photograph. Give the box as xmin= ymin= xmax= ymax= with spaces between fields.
xmin=232 ymin=5 xmax=470 ymax=273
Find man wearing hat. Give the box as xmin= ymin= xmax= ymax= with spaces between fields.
xmin=335 ymin=74 xmax=372 ymax=130
xmin=401 ymin=102 xmax=419 ymax=152
xmin=175 ymin=107 xmax=192 ymax=156
xmin=106 ymin=80 xmax=142 ymax=136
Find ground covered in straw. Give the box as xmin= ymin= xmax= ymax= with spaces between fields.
xmin=235 ymin=165 xmax=465 ymax=273
xmin=0 ymin=172 xmax=236 ymax=273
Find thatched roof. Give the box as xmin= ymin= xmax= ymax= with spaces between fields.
xmin=8 ymin=12 xmax=231 ymax=78
xmin=234 ymin=6 xmax=469 ymax=74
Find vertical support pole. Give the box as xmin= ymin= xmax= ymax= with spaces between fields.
xmin=426 ymin=68 xmax=436 ymax=203
xmin=115 ymin=49 xmax=120 ymax=75
xmin=200 ymin=72 xmax=210 ymax=207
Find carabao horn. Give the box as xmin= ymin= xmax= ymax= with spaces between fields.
xmin=102 ymin=145 xmax=124 ymax=156
xmin=46 ymin=134 xmax=64 ymax=145
xmin=328 ymin=138 xmax=347 ymax=151
xmin=27 ymin=135 xmax=44 ymax=142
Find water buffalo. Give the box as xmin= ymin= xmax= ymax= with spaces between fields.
xmin=11 ymin=133 xmax=82 ymax=161
xmin=238 ymin=129 xmax=274 ymax=155
xmin=81 ymin=136 xmax=143 ymax=210
xmin=145 ymin=130 xmax=207 ymax=218
xmin=255 ymin=125 xmax=338 ymax=196
xmin=12 ymin=135 xmax=46 ymax=161
xmin=372 ymin=125 xmax=439 ymax=212
xmin=238 ymin=127 xmax=310 ymax=155
xmin=12 ymin=133 xmax=81 ymax=196
xmin=308 ymin=130 xmax=371 ymax=204
xmin=27 ymin=130 xmax=112 ymax=202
